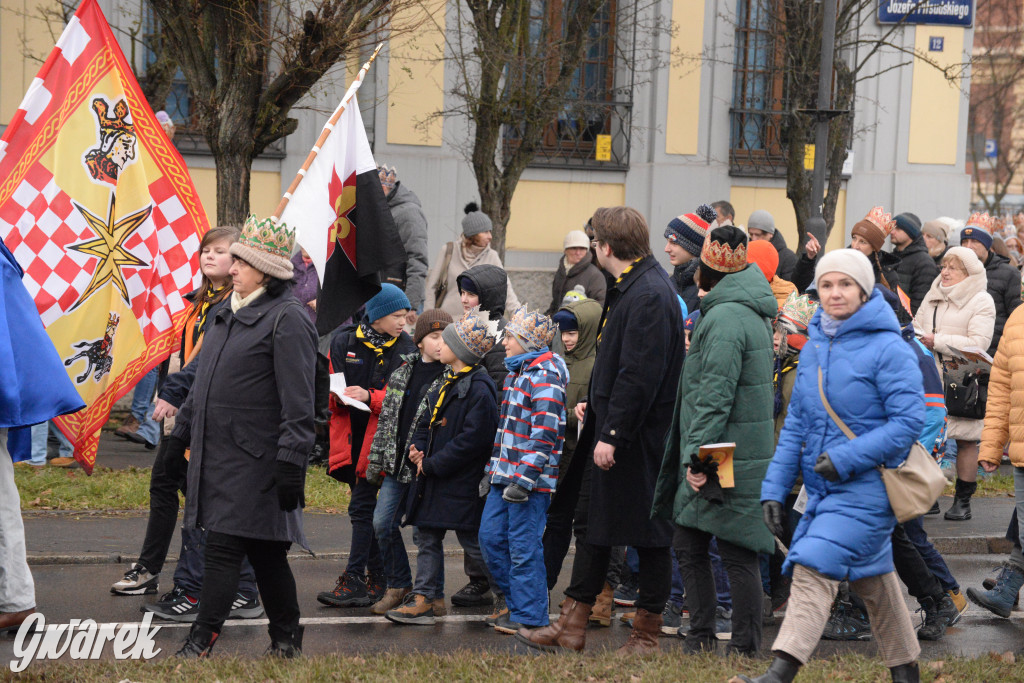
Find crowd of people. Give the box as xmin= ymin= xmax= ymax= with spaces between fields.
xmin=6 ymin=165 xmax=1024 ymax=681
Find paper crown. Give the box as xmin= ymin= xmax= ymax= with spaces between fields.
xmin=452 ymin=308 xmax=500 ymax=359
xmin=863 ymin=206 xmax=895 ymax=236
xmin=505 ymin=305 xmax=558 ymax=350
xmin=700 ymin=232 xmax=748 ymax=273
xmin=965 ymin=211 xmax=993 ymax=233
xmin=778 ymin=291 xmax=819 ymax=333
xmin=240 ymin=214 xmax=295 ymax=259
xmin=378 ymin=164 xmax=397 ymax=191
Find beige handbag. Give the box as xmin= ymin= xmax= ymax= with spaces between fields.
xmin=817 ymin=368 xmax=946 ymax=523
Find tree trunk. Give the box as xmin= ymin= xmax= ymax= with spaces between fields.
xmin=214 ymin=149 xmax=254 ymax=227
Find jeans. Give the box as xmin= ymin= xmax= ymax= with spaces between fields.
xmin=345 ymin=477 xmax=383 ymax=576
xmin=902 ymin=516 xmax=958 ymax=593
xmin=412 ymin=527 xmax=487 ymax=601
xmin=195 ymin=532 xmax=298 ymax=638
xmin=675 ymin=525 xmax=762 ymax=655
xmin=479 ymin=486 xmax=552 ymax=626
xmin=371 ymin=477 xmax=412 ymax=589
xmin=669 ymin=548 xmax=685 ymax=607
xmin=30 ymin=422 xmax=71 ymax=464
xmin=0 ymin=431 xmax=35 ymax=612
xmin=130 ymin=368 xmax=161 ymax=446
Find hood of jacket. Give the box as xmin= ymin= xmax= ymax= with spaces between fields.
xmin=387 ymin=181 xmax=422 ymax=213
xmin=985 ymin=250 xmax=1012 ymax=272
xmin=560 ymin=298 xmax=602 ymax=362
xmin=701 ymin=264 xmax=778 ymax=319
xmin=922 ymin=267 xmax=989 ymax=309
xmin=457 ymin=263 xmax=509 ymax=318
xmin=809 ymin=287 xmax=901 ymax=341
xmin=898 ymin=235 xmax=930 ymax=259
xmin=770 ymin=229 xmax=791 ymax=253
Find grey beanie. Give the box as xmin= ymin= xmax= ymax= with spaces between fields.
xmin=812 ymin=248 xmax=875 ymax=296
xmin=747 ymin=210 xmax=776 ymax=235
xmin=462 ymin=202 xmax=493 ymax=238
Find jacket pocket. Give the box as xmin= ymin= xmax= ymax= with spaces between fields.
xmin=231 ymin=420 xmax=269 ymax=459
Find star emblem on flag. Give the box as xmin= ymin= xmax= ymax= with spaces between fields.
xmin=67 ymin=193 xmax=152 ymax=310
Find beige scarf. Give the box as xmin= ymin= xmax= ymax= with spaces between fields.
xmin=230 ymin=286 xmax=266 ymax=313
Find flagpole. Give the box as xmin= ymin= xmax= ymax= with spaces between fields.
xmin=272 ymin=42 xmax=384 ymax=220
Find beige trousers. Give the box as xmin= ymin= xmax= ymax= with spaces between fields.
xmin=773 ymin=564 xmax=920 ymax=668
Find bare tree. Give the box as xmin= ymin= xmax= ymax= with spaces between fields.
xmin=967 ymin=0 xmax=1024 ymax=215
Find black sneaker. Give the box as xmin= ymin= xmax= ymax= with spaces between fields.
xmin=111 ymin=563 xmax=158 ymax=596
xmin=613 ymin=575 xmax=639 ymax=607
xmin=821 ymin=600 xmax=871 ymax=641
xmin=317 ymin=571 xmax=373 ymax=607
xmin=229 ymin=592 xmax=264 ymax=619
xmin=661 ymin=602 xmax=684 ymax=635
xmin=916 ymin=595 xmax=956 ymax=641
xmin=452 ymin=579 xmax=493 ymax=607
xmin=142 ymin=586 xmax=200 ymax=622
xmin=366 ymin=573 xmax=387 ymax=604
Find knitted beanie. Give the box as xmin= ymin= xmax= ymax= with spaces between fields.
xmin=850 ymin=206 xmax=894 ymax=253
xmin=700 ymin=225 xmax=749 ymax=274
xmin=462 ymin=202 xmax=493 ymax=237
xmin=944 ymin=245 xmax=985 ymax=277
xmin=442 ymin=309 xmax=498 ymax=365
xmin=921 ymin=220 xmax=949 ymax=244
xmin=552 ymin=309 xmax=578 ymax=332
xmin=747 ymin=239 xmax=779 ymax=282
xmin=230 ymin=215 xmax=295 ymax=280
xmin=505 ymin=306 xmax=558 ymax=352
xmin=894 ymin=212 xmax=922 ymax=240
xmin=365 ymin=283 xmax=410 ymax=323
xmin=414 ymin=308 xmax=453 ymax=345
xmin=813 ymin=248 xmax=875 ymax=296
xmin=961 ymin=212 xmax=994 ymax=251
xmin=747 ymin=210 xmax=777 ymax=235
xmin=665 ymin=207 xmax=711 ymax=257
xmin=563 ymin=230 xmax=590 ymax=250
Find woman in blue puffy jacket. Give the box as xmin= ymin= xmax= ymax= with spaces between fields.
xmin=734 ymin=249 xmax=925 ymax=683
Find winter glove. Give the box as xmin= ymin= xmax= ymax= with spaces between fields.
xmin=308 ymin=437 xmax=329 ymax=468
xmin=688 ymin=453 xmax=724 ymax=505
xmin=502 ymin=483 xmax=530 ymax=503
xmin=813 ymin=452 xmax=840 ymax=482
xmin=478 ymin=473 xmax=492 ymax=498
xmin=762 ymin=500 xmax=785 ymax=537
xmin=365 ymin=464 xmax=384 ymax=487
xmin=268 ymin=461 xmax=305 ymax=512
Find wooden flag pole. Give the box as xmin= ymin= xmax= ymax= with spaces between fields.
xmin=271 ymin=42 xmax=384 ymax=220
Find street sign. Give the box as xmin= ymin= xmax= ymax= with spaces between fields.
xmin=878 ymin=0 xmax=973 ymax=28
xmin=985 ymin=139 xmax=998 ymax=159
xmin=595 ymin=135 xmax=611 ymax=161
xmin=929 ymin=36 xmax=944 ymax=52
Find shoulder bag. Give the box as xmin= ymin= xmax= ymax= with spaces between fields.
xmin=433 ymin=241 xmax=456 ymax=307
xmin=932 ymin=307 xmax=988 ymax=419
xmin=817 ymin=367 xmax=946 ymax=523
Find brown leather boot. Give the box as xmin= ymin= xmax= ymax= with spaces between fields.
xmin=616 ymin=608 xmax=662 ymax=655
xmin=515 ymin=597 xmax=592 ymax=652
xmin=589 ymin=582 xmax=615 ymax=627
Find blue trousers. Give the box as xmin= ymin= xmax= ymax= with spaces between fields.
xmin=130 ymin=368 xmax=161 ymax=446
xmin=479 ymin=485 xmax=551 ymax=627
xmin=372 ymin=476 xmax=413 ymax=589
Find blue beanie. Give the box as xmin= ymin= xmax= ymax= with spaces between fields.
xmin=894 ymin=212 xmax=922 ymax=240
xmin=960 ymin=225 xmax=993 ymax=252
xmin=365 ymin=283 xmax=410 ymax=322
xmin=552 ymin=309 xmax=577 ymax=331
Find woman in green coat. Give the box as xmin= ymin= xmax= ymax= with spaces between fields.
xmin=652 ymin=225 xmax=777 ymax=656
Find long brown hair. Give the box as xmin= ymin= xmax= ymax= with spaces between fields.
xmin=193 ymin=225 xmax=240 ymax=311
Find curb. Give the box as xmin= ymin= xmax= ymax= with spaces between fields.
xmin=26 ymin=537 xmax=1009 ymax=566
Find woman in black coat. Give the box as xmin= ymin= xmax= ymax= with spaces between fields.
xmin=172 ymin=217 xmax=317 ymax=658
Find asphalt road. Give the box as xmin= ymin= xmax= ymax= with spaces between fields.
xmin=3 ymin=554 xmax=1023 ymax=666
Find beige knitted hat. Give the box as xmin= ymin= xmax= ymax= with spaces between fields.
xmin=229 ymin=215 xmax=295 ymax=280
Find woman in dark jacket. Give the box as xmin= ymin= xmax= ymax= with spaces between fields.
xmin=173 ymin=216 xmax=317 ymax=658
xmin=546 ymin=230 xmax=607 ymax=314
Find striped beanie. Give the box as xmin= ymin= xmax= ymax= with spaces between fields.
xmin=665 ymin=203 xmax=714 ymax=257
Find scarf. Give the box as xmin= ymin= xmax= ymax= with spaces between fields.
xmin=460 ymin=239 xmax=488 ymax=264
xmin=357 ymin=323 xmax=398 ymax=368
xmin=598 ymin=257 xmax=643 ymax=345
xmin=819 ymin=311 xmax=843 ymax=338
xmin=773 ymin=354 xmax=799 ymax=418
xmin=430 ymin=364 xmax=474 ymax=426
xmin=230 ymin=286 xmax=265 ymax=313
xmin=504 ymin=349 xmax=546 ymax=374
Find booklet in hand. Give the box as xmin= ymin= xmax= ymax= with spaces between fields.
xmin=698 ymin=443 xmax=735 ymax=488
xmin=329 ymin=373 xmax=370 ymax=412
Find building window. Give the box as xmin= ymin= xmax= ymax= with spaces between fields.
xmin=503 ymin=0 xmax=632 ymax=170
xmin=729 ymin=0 xmax=786 ymax=176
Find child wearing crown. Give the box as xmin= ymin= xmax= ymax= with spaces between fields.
xmin=478 ymin=306 xmax=569 ymax=634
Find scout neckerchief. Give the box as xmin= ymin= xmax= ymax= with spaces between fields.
xmin=597 ymin=257 xmax=643 ymax=344
xmin=357 ymin=323 xmax=398 ymax=368
xmin=430 ymin=364 xmax=474 ymax=426
xmin=183 ymin=285 xmax=227 ymax=364
xmin=773 ymin=354 xmax=799 ymax=418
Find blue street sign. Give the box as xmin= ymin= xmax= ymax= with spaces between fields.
xmin=878 ymin=0 xmax=974 ymax=28
xmin=985 ymin=139 xmax=998 ymax=159
xmin=929 ymin=36 xmax=944 ymax=51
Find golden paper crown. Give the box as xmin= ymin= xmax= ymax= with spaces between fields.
xmin=240 ymin=215 xmax=295 ymax=259
xmin=966 ymin=212 xmax=993 ymax=233
xmin=700 ymin=234 xmax=748 ymax=273
xmin=506 ymin=305 xmax=558 ymax=349
xmin=863 ymin=206 xmax=894 ymax=236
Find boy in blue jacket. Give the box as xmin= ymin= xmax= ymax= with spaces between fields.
xmin=385 ymin=309 xmax=500 ymax=625
xmin=479 ymin=307 xmax=569 ymax=634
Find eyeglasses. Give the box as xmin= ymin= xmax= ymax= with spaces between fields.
xmin=591 ymin=240 xmax=601 ymax=249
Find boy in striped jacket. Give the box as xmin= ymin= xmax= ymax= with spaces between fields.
xmin=479 ymin=307 xmax=569 ymax=634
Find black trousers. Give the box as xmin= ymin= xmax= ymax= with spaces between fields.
xmin=138 ymin=436 xmax=187 ymax=575
xmin=891 ymin=523 xmax=943 ymax=604
xmin=542 ymin=446 xmax=586 ymax=590
xmin=674 ymin=524 xmax=762 ymax=655
xmin=195 ymin=532 xmax=298 ymax=640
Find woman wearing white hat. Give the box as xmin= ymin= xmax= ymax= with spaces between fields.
xmin=546 ymin=229 xmax=607 ymax=314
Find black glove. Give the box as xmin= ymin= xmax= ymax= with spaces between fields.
xmin=479 ymin=473 xmax=491 ymax=498
xmin=502 ymin=483 xmax=530 ymax=503
xmin=272 ymin=461 xmax=305 ymax=511
xmin=308 ymin=438 xmax=329 ymax=467
xmin=813 ymin=452 xmax=840 ymax=482
xmin=762 ymin=500 xmax=785 ymax=537
xmin=688 ymin=453 xmax=725 ymax=504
